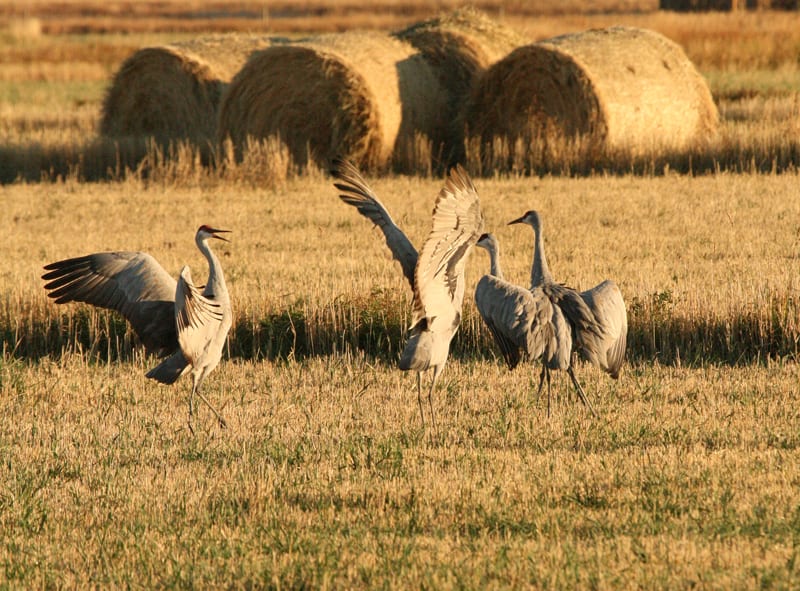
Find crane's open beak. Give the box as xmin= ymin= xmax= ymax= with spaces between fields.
xmin=209 ymin=228 xmax=231 ymax=242
xmin=507 ymin=215 xmax=526 ymax=226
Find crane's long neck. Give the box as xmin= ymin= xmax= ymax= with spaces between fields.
xmin=531 ymin=223 xmax=553 ymax=288
xmin=487 ymin=240 xmax=504 ymax=280
xmin=197 ymin=236 xmax=228 ymax=302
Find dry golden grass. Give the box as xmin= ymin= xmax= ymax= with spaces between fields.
xmin=2 ymin=339 xmax=800 ymax=586
xmin=2 ymin=9 xmax=800 ymax=586
xmin=2 ymin=169 xmax=800 ymax=587
xmin=1 ymin=1 xmax=660 ymax=35
xmin=3 ymin=7 xmax=799 ymax=74
xmin=3 ymin=9 xmax=800 ymax=179
xmin=3 ymin=171 xmax=800 ymax=364
xmin=2 ymin=114 xmax=800 ymax=591
xmin=2 ymin=61 xmax=800 ymax=180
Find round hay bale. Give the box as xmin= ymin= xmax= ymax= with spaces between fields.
xmin=100 ymin=35 xmax=281 ymax=145
xmin=217 ymin=31 xmax=446 ymax=172
xmin=464 ymin=26 xmax=719 ymax=158
xmin=394 ymin=7 xmax=526 ymax=164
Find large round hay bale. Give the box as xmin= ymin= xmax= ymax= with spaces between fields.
xmin=217 ymin=31 xmax=446 ymax=172
xmin=464 ymin=26 xmax=719 ymax=158
xmin=100 ymin=35 xmax=280 ymax=145
xmin=394 ymin=7 xmax=526 ymax=164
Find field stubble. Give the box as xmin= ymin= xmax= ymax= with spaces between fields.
xmin=2 ymin=171 xmax=800 ymax=585
xmin=3 ymin=172 xmax=800 ymax=365
xmin=1 ymin=353 xmax=799 ymax=587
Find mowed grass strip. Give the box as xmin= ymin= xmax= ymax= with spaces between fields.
xmin=1 ymin=353 xmax=799 ymax=588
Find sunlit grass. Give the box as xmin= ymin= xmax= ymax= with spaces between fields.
xmin=2 ymin=352 xmax=799 ymax=588
xmin=2 ymin=171 xmax=800 ymax=364
xmin=2 ymin=8 xmax=800 ymax=587
xmin=707 ymin=66 xmax=800 ymax=100
xmin=2 ymin=10 xmax=800 ymax=179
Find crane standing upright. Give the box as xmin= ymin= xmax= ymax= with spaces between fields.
xmin=509 ymin=210 xmax=627 ymax=410
xmin=473 ymin=233 xmax=572 ymax=416
xmin=42 ymin=225 xmax=233 ymax=432
xmin=332 ymin=159 xmax=484 ymax=428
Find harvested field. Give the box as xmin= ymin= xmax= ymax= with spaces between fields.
xmin=2 ymin=4 xmax=800 ymax=585
xmin=1 ymin=171 xmax=800 ymax=588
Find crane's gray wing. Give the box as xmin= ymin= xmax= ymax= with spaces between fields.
xmin=545 ymin=283 xmax=604 ymax=365
xmin=475 ymin=276 xmax=553 ymax=369
xmin=42 ymin=251 xmax=177 ymax=356
xmin=414 ymin=164 xmax=485 ymax=322
xmin=331 ymin=158 xmax=418 ymax=290
xmin=581 ymin=279 xmax=627 ymax=378
xmin=175 ymin=266 xmax=224 ymax=366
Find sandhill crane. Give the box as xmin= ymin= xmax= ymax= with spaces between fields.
xmin=331 ymin=158 xmax=484 ymax=428
xmin=474 ymin=233 xmax=572 ymax=416
xmin=42 ymin=225 xmax=233 ymax=432
xmin=509 ymin=210 xmax=627 ymax=408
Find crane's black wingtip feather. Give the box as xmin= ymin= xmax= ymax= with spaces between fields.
xmin=333 ymin=181 xmax=354 ymax=193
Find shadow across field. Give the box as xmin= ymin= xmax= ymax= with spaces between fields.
xmin=3 ymin=132 xmax=800 ymax=186
xmin=3 ymin=292 xmax=798 ymax=368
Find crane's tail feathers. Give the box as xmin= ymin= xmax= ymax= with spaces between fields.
xmin=146 ymin=352 xmax=189 ymax=385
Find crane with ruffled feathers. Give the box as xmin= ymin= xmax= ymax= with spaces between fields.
xmin=42 ymin=225 xmax=232 ymax=432
xmin=474 ymin=233 xmax=573 ymax=416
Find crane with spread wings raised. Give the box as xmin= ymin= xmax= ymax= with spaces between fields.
xmin=42 ymin=225 xmax=232 ymax=432
xmin=331 ymin=159 xmax=484 ymax=428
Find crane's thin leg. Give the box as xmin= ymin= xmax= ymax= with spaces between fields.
xmin=416 ymin=371 xmax=425 ymax=428
xmin=188 ymin=372 xmax=227 ymax=432
xmin=195 ymin=387 xmax=228 ymax=429
xmin=534 ymin=365 xmax=552 ymax=417
xmin=568 ymin=352 xmax=579 ymax=402
xmin=187 ymin=376 xmax=198 ymax=435
xmin=546 ymin=369 xmax=552 ymax=418
xmin=568 ymin=366 xmax=598 ymax=418
xmin=428 ymin=366 xmax=441 ymax=431
xmin=535 ymin=364 xmax=547 ymax=403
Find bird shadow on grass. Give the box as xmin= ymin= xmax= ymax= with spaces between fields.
xmin=2 ymin=301 xmax=798 ymax=368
